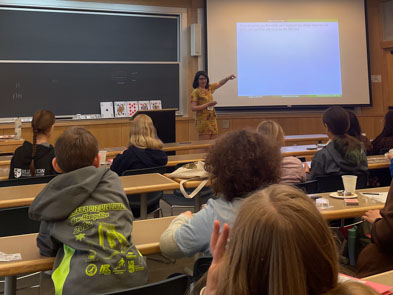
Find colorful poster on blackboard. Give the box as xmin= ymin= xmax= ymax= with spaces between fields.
xmin=100 ymin=102 xmax=114 ymax=118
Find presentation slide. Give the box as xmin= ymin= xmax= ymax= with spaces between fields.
xmin=206 ymin=0 xmax=370 ymax=108
xmin=237 ymin=21 xmax=342 ymax=98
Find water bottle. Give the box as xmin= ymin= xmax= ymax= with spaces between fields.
xmin=14 ymin=118 xmax=22 ymax=139
xmin=348 ymin=226 xmax=357 ymax=266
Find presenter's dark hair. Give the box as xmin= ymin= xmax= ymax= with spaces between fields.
xmin=192 ymin=71 xmax=209 ymax=89
xmin=373 ymin=110 xmax=393 ymax=147
xmin=323 ymin=106 xmax=364 ymax=166
xmin=204 ymin=129 xmax=281 ymax=202
xmin=30 ymin=110 xmax=55 ymax=176
xmin=55 ymin=127 xmax=99 ymax=173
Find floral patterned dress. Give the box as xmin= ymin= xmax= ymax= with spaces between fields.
xmin=191 ymin=83 xmax=219 ymax=135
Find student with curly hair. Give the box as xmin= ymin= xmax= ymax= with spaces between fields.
xmin=160 ymin=129 xmax=281 ymax=258
xmin=200 ymin=185 xmax=378 ymax=295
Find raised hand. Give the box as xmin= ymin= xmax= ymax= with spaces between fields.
xmin=204 ymin=220 xmax=230 ymax=295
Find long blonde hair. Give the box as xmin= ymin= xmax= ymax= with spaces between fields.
xmin=215 ymin=184 xmax=338 ymax=295
xmin=257 ymin=120 xmax=285 ymax=148
xmin=129 ymin=114 xmax=163 ymax=149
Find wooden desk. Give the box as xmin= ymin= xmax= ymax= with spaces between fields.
xmin=363 ymin=270 xmax=393 ymax=291
xmin=132 ymin=216 xmax=175 ymax=255
xmin=162 ymin=140 xmax=213 ymax=152
xmin=281 ymin=144 xmax=322 ymax=159
xmin=0 ymin=183 xmax=46 ymax=209
xmin=0 ymin=139 xmax=24 ymax=154
xmin=105 ymin=140 xmax=214 ymax=159
xmin=319 ymin=186 xmax=387 ymax=220
xmin=167 ymin=153 xmax=206 ymax=167
xmin=166 ymin=154 xmax=390 ymax=171
xmin=367 ymin=155 xmax=390 ymax=170
xmin=171 ymin=178 xmax=388 ymax=221
xmin=0 ymin=174 xmax=180 ymax=220
xmin=284 ymin=134 xmax=329 ymax=144
xmin=105 ymin=134 xmax=328 ymax=159
xmin=0 ymin=216 xmax=176 ymax=295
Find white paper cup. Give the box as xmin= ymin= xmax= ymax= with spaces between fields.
xmin=341 ymin=175 xmax=357 ymax=194
xmin=99 ymin=150 xmax=107 ymax=165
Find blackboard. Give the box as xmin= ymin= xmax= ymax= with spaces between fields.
xmin=0 ymin=6 xmax=180 ymax=117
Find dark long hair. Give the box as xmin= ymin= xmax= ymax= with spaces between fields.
xmin=323 ymin=107 xmax=364 ymax=166
xmin=347 ymin=110 xmax=362 ymax=137
xmin=30 ymin=110 xmax=55 ymax=176
xmin=192 ymin=71 xmax=209 ymax=89
xmin=373 ymin=110 xmax=393 ymax=147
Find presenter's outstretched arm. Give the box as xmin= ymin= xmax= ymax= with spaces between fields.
xmin=217 ymin=74 xmax=236 ymax=88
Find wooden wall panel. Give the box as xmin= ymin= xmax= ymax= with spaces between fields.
xmin=386 ymin=50 xmax=393 ymax=106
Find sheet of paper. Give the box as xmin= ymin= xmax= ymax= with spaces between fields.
xmin=0 ymin=251 xmax=22 ymax=261
xmin=362 ymin=192 xmax=388 ymax=203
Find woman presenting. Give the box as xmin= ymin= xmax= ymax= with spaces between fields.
xmin=191 ymin=71 xmax=236 ymax=140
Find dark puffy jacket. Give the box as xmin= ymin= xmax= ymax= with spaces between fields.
xmin=110 ymin=146 xmax=168 ymax=176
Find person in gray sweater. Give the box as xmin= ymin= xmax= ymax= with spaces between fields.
xmin=310 ymin=106 xmax=368 ymax=179
xmin=160 ymin=129 xmax=282 ymax=258
xmin=29 ymin=127 xmax=147 ymax=295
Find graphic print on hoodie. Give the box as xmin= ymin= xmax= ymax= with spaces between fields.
xmin=9 ymin=141 xmax=56 ymax=179
xmin=29 ymin=166 xmax=148 ymax=295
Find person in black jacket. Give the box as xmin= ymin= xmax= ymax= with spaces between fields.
xmin=110 ymin=114 xmax=168 ymax=176
xmin=9 ymin=110 xmax=56 ymax=179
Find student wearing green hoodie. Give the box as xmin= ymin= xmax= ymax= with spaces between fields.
xmin=29 ymin=127 xmax=147 ymax=295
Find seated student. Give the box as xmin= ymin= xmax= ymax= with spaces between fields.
xmin=257 ymin=120 xmax=307 ymax=184
xmin=357 ymin=179 xmax=393 ymax=277
xmin=372 ymin=110 xmax=393 ymax=155
xmin=110 ymin=114 xmax=168 ymax=176
xmin=9 ymin=109 xmax=56 ymax=179
xmin=200 ymin=184 xmax=378 ymax=295
xmin=347 ymin=110 xmax=373 ymax=155
xmin=28 ymin=127 xmax=147 ymax=295
xmin=310 ymin=106 xmax=368 ymax=179
xmin=160 ymin=129 xmax=281 ymax=258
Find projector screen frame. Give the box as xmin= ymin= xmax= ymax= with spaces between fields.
xmin=203 ymin=0 xmax=372 ymax=111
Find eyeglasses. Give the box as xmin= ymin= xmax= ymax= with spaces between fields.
xmin=198 ymin=77 xmax=207 ymax=81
